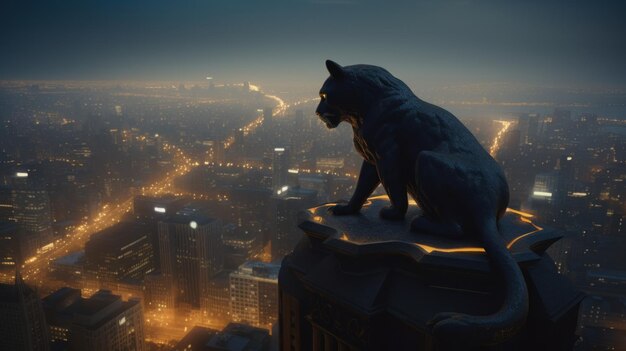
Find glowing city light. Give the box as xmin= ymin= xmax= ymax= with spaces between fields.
xmin=154 ymin=206 xmax=166 ymax=213
xmin=15 ymin=172 xmax=28 ymax=178
xmin=533 ymin=191 xmax=553 ymax=197
xmin=189 ymin=221 xmax=198 ymax=229
xmin=489 ymin=120 xmax=512 ymax=156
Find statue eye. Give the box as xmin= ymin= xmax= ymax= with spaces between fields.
xmin=320 ymin=93 xmax=327 ymax=101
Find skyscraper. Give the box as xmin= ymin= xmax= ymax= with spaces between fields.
xmin=83 ymin=222 xmax=155 ymax=291
xmin=158 ymin=211 xmax=224 ymax=309
xmin=272 ymin=147 xmax=289 ymax=193
xmin=230 ymin=261 xmax=279 ymax=331
xmin=0 ymin=273 xmax=50 ymax=351
xmin=12 ymin=187 xmax=53 ymax=259
xmin=271 ymin=187 xmax=317 ymax=260
xmin=0 ymin=221 xmax=20 ymax=271
xmin=43 ymin=288 xmax=145 ymax=351
xmin=518 ymin=113 xmax=540 ymax=145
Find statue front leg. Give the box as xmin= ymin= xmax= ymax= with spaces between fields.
xmin=330 ymin=161 xmax=379 ymax=215
xmin=376 ymin=147 xmax=408 ymax=221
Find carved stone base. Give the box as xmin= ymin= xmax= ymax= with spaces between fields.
xmin=278 ymin=196 xmax=583 ymax=351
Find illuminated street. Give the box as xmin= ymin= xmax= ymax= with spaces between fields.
xmin=490 ymin=119 xmax=513 ymax=156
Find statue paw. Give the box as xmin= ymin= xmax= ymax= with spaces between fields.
xmin=379 ymin=206 xmax=405 ymax=221
xmin=328 ymin=204 xmax=359 ymax=216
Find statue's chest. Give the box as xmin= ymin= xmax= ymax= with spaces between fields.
xmin=353 ymin=131 xmax=377 ymax=164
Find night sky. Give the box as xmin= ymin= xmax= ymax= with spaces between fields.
xmin=2 ymin=0 xmax=626 ymax=91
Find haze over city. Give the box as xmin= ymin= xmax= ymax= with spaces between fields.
xmin=0 ymin=1 xmax=625 ymax=350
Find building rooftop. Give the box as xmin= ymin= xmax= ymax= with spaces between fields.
xmin=86 ymin=222 xmax=149 ymax=250
xmin=234 ymin=261 xmax=280 ymax=280
xmin=172 ymin=326 xmax=218 ymax=351
xmin=300 ymin=195 xmax=560 ymax=271
xmin=50 ymin=289 xmax=140 ymax=330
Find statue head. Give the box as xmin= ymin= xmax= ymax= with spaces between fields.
xmin=315 ymin=59 xmax=409 ymax=128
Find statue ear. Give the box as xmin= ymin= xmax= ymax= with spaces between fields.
xmin=326 ymin=60 xmax=345 ymax=79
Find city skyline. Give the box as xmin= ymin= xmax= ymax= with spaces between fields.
xmin=0 ymin=1 xmax=625 ymax=350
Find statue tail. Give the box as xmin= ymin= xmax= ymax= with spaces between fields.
xmin=429 ymin=218 xmax=528 ymax=345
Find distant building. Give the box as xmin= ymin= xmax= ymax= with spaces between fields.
xmin=205 ymin=270 xmax=232 ymax=325
xmin=49 ymin=251 xmax=84 ymax=283
xmin=12 ymin=187 xmax=53 ymax=258
xmin=0 ymin=185 xmax=14 ymax=222
xmin=223 ymin=226 xmax=260 ymax=270
xmin=172 ymin=326 xmax=218 ymax=351
xmin=83 ymin=221 xmax=155 ymax=291
xmin=518 ymin=113 xmax=540 ymax=145
xmin=272 ymin=147 xmax=289 ymax=193
xmin=158 ymin=211 xmax=224 ymax=309
xmin=0 ymin=221 xmax=20 ymax=269
xmin=143 ymin=272 xmax=175 ymax=311
xmin=230 ymin=261 xmax=279 ymax=331
xmin=228 ymin=186 xmax=272 ymax=248
xmin=271 ymin=187 xmax=317 ymax=260
xmin=173 ymin=323 xmax=270 ymax=351
xmin=42 ymin=288 xmax=145 ymax=351
xmin=132 ymin=194 xmax=187 ymax=220
xmin=298 ymin=174 xmax=329 ymax=202
xmin=0 ymin=273 xmax=50 ymax=351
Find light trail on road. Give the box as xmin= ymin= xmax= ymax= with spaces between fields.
xmin=17 ymin=143 xmax=195 ymax=287
xmin=490 ymin=120 xmax=513 ymax=156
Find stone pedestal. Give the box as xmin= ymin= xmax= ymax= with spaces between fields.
xmin=278 ymin=196 xmax=583 ymax=351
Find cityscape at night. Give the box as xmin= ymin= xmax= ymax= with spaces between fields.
xmin=1 ymin=1 xmax=625 ymax=350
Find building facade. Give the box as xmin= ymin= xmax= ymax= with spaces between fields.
xmin=230 ymin=261 xmax=279 ymax=331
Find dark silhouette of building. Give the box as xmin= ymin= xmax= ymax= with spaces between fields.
xmin=272 ymin=147 xmax=290 ymax=193
xmin=173 ymin=323 xmax=270 ymax=351
xmin=42 ymin=288 xmax=145 ymax=351
xmin=271 ymin=187 xmax=317 ymax=260
xmin=0 ymin=221 xmax=20 ymax=271
xmin=83 ymin=221 xmax=155 ymax=291
xmin=0 ymin=272 xmax=50 ymax=351
xmin=158 ymin=212 xmax=224 ymax=309
xmin=279 ymin=197 xmax=583 ymax=350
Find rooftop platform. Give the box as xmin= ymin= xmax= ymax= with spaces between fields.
xmin=298 ymin=195 xmax=561 ymax=272
xmin=279 ymin=196 xmax=583 ymax=350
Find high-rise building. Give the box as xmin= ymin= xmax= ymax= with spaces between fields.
xmin=229 ymin=186 xmax=272 ymax=247
xmin=43 ymin=288 xmax=145 ymax=351
xmin=0 ymin=221 xmax=20 ymax=271
xmin=271 ymin=187 xmax=317 ymax=260
xmin=518 ymin=113 xmax=540 ymax=145
xmin=173 ymin=323 xmax=270 ymax=351
xmin=272 ymin=147 xmax=289 ymax=193
xmin=205 ymin=270 xmax=232 ymax=324
xmin=230 ymin=261 xmax=279 ymax=330
xmin=12 ymin=187 xmax=53 ymax=258
xmin=132 ymin=195 xmax=187 ymax=220
xmin=0 ymin=273 xmax=50 ymax=351
xmin=143 ymin=272 xmax=175 ymax=311
xmin=0 ymin=185 xmax=14 ymax=222
xmin=83 ymin=222 xmax=155 ymax=291
xmin=158 ymin=211 xmax=224 ymax=309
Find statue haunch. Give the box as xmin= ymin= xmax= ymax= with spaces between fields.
xmin=316 ymin=60 xmax=527 ymax=346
